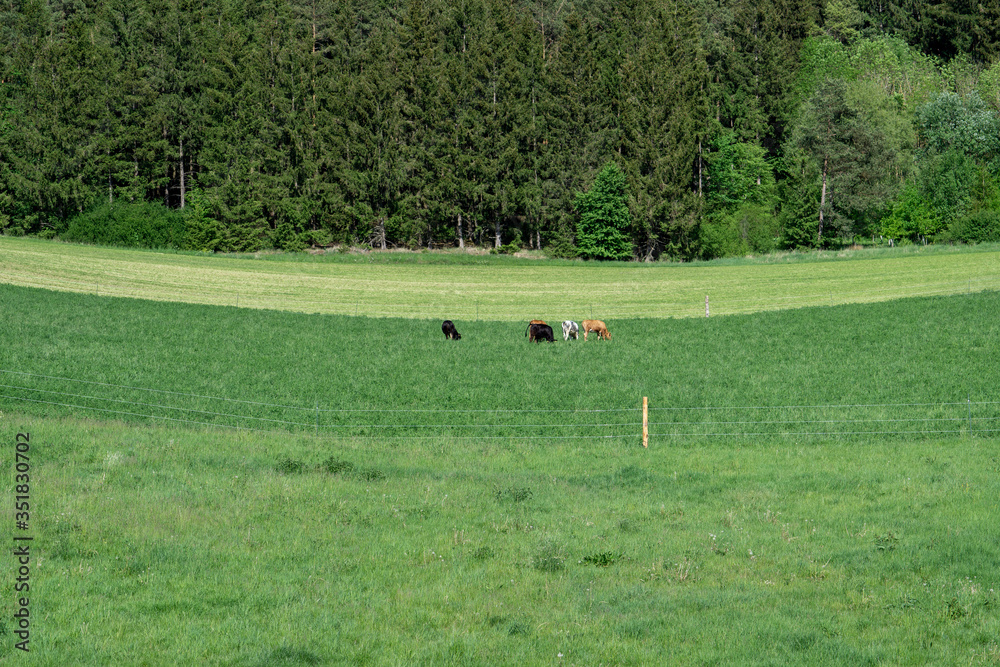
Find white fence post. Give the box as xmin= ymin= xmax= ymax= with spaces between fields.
xmin=642 ymin=397 xmax=648 ymax=448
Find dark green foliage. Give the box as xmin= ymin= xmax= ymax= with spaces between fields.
xmin=823 ymin=0 xmax=868 ymax=44
xmin=574 ymin=162 xmax=632 ymax=260
xmin=183 ymin=189 xmax=223 ymax=252
xmin=358 ymin=467 xmax=386 ymax=482
xmin=0 ymin=0 xmax=993 ymax=260
xmin=914 ymin=93 xmax=1000 ymax=226
xmin=700 ymin=204 xmax=780 ymax=258
xmin=276 ymin=456 xmax=306 ymax=475
xmin=472 ymin=546 xmax=495 ymax=560
xmin=950 ymin=210 xmax=1000 ymax=244
xmin=272 ymin=222 xmax=308 ymax=252
xmin=701 ymin=131 xmax=780 ymax=258
xmin=705 ymin=133 xmax=775 ymax=211
xmin=253 ymin=647 xmax=324 ymax=666
xmin=779 ymin=190 xmax=820 ymax=250
xmin=874 ymin=531 xmax=899 ymax=552
xmin=322 ymin=458 xmax=355 ymax=475
xmin=582 ymin=551 xmax=624 ymax=567
xmin=486 ymin=615 xmax=529 ymax=636
xmin=494 ymin=486 xmax=532 ymax=503
xmin=878 ymin=182 xmax=942 ymax=242
xmin=788 ymin=78 xmax=907 ymax=242
xmin=62 ymin=202 xmax=187 ymax=249
xmin=917 ymin=150 xmax=976 ymax=221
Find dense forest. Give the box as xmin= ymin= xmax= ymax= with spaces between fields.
xmin=1 ymin=0 xmax=999 ymax=259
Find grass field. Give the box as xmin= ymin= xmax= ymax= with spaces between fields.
xmin=2 ymin=240 xmax=1000 ymax=664
xmin=2 ymin=236 xmax=1000 ymax=319
xmin=4 ymin=416 xmax=999 ymax=665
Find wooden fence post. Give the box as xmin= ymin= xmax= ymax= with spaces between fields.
xmin=642 ymin=397 xmax=648 ymax=448
xmin=705 ymin=295 xmax=709 ymax=318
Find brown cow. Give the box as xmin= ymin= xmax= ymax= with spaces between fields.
xmin=525 ymin=319 xmax=547 ymax=341
xmin=581 ymin=319 xmax=611 ymax=341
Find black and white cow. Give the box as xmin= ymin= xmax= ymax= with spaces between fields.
xmin=561 ymin=320 xmax=579 ymax=341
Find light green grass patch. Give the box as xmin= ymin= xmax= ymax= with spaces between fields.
xmin=2 ymin=236 xmax=999 ymax=319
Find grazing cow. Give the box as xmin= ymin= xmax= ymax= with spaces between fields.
xmin=442 ymin=320 xmax=461 ymax=340
xmin=525 ymin=319 xmax=547 ymax=341
xmin=581 ymin=319 xmax=611 ymax=341
xmin=528 ymin=322 xmax=555 ymax=343
xmin=561 ymin=320 xmax=579 ymax=341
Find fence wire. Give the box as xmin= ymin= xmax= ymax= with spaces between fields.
xmin=2 ymin=369 xmax=996 ymax=442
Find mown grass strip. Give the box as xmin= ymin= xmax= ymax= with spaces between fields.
xmin=2 ymin=236 xmax=999 ymax=319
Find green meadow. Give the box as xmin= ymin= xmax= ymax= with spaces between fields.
xmin=2 ymin=235 xmax=1000 ymax=319
xmin=2 ymin=242 xmax=1000 ymax=665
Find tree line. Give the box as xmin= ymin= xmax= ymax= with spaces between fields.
xmin=2 ymin=0 xmax=999 ymax=259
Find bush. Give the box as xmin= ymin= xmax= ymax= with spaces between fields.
xmin=699 ymin=204 xmax=779 ymax=259
xmin=575 ymin=162 xmax=633 ymax=260
xmin=699 ymin=213 xmax=749 ymax=259
xmin=950 ymin=210 xmax=1000 ymax=244
xmin=183 ymin=189 xmax=223 ymax=252
xmin=878 ymin=184 xmax=942 ymax=242
xmin=778 ymin=180 xmax=820 ymax=250
xmin=492 ymin=229 xmax=522 ymax=255
xmin=63 ymin=201 xmax=187 ymax=249
xmin=271 ymin=221 xmax=307 ymax=252
xmin=546 ymin=232 xmax=578 ymax=259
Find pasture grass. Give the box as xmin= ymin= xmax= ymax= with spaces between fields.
xmin=1 ymin=278 xmax=999 ymax=664
xmin=2 ymin=414 xmax=999 ymax=665
xmin=1 ymin=283 xmax=998 ymax=420
xmin=2 ymin=235 xmax=999 ymax=319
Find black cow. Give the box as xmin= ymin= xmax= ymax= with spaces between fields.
xmin=524 ymin=319 xmax=546 ymax=340
xmin=528 ymin=322 xmax=554 ymax=343
xmin=442 ymin=320 xmax=461 ymax=340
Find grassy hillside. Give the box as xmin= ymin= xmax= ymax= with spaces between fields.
xmin=1 ymin=283 xmax=998 ymax=433
xmin=2 ymin=236 xmax=999 ymax=319
xmin=2 ymin=268 xmax=999 ymax=663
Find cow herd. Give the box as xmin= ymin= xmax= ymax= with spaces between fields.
xmin=441 ymin=318 xmax=611 ymax=343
